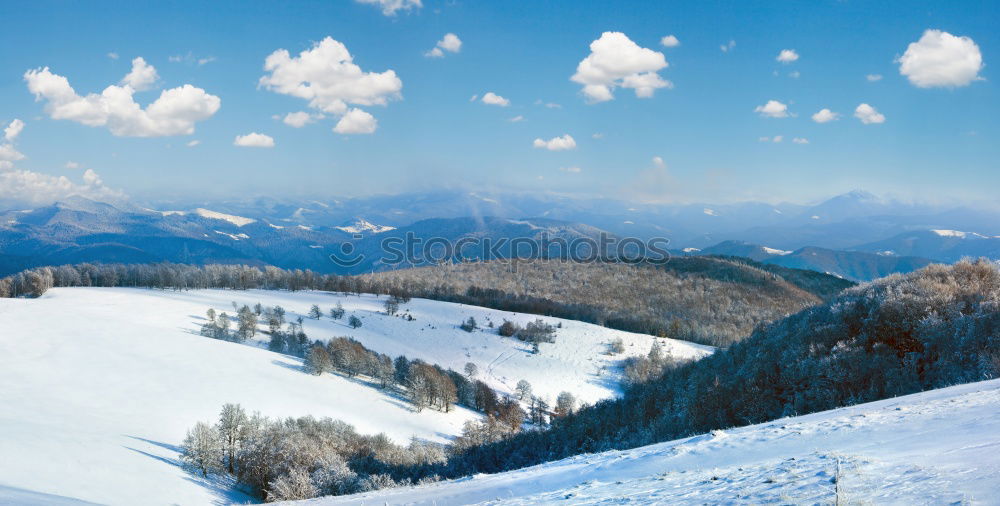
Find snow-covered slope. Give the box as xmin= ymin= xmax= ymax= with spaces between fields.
xmin=297 ymin=379 xmax=1000 ymax=505
xmin=0 ymin=288 xmax=706 ymax=505
xmin=196 ymin=289 xmax=711 ymax=404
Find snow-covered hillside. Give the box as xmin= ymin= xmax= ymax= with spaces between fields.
xmin=295 ymin=379 xmax=1000 ymax=505
xmin=194 ymin=289 xmax=711 ymax=405
xmin=0 ymin=287 xmax=706 ymax=505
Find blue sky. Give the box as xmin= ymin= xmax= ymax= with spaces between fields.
xmin=0 ymin=0 xmax=996 ymax=206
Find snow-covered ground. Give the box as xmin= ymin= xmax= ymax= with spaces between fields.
xmin=191 ymin=289 xmax=711 ymax=404
xmin=0 ymin=287 xmax=706 ymax=505
xmin=296 ymin=379 xmax=1000 ymax=505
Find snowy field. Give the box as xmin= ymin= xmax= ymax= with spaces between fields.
xmin=0 ymin=287 xmax=707 ymax=505
xmin=294 ymin=379 xmax=1000 ymax=505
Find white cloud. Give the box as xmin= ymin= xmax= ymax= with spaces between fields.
xmin=0 ymin=168 xmax=124 ymax=207
xmin=234 ymin=132 xmax=275 ymax=147
xmin=660 ymin=35 xmax=680 ymax=48
xmin=758 ymin=135 xmax=783 ymax=143
xmin=64 ymin=161 xmax=81 ymax=169
xmin=4 ymin=119 xmax=25 ymax=142
xmin=533 ymin=134 xmax=576 ymax=151
xmin=811 ymin=108 xmax=839 ymax=123
xmin=107 ymin=52 xmax=119 ymax=60
xmin=0 ymin=143 xmax=25 ymax=170
xmin=788 ymin=71 xmax=800 ymax=79
xmin=867 ymin=74 xmax=883 ymax=82
xmin=776 ymin=49 xmax=799 ymax=63
xmin=898 ymin=29 xmax=983 ymax=88
xmin=355 ymin=0 xmax=421 ymax=16
xmin=652 ymin=156 xmax=665 ymax=168
xmin=571 ymin=32 xmax=671 ymax=103
xmin=197 ymin=57 xmax=216 ymax=66
xmin=333 ymin=108 xmax=377 ymax=134
xmin=792 ymin=137 xmax=809 ymax=144
xmin=509 ymin=115 xmax=524 ymax=123
xmin=720 ymin=40 xmax=736 ymax=52
xmin=282 ymin=111 xmax=323 ymax=128
xmin=592 ymin=132 xmax=604 ymax=139
xmin=754 ymin=100 xmax=790 ymax=118
xmin=259 ymin=37 xmax=401 ymax=135
xmin=425 ymin=33 xmax=462 ymax=58
xmin=186 ymin=140 xmax=200 ymax=147
xmin=560 ymin=166 xmax=582 ymax=173
xmin=24 ymin=64 xmax=220 ymax=137
xmin=854 ymin=103 xmax=885 ymax=124
xmin=481 ymin=92 xmax=510 ymax=107
xmin=121 ymin=57 xmax=158 ymax=91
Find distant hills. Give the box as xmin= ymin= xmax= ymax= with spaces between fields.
xmin=0 ymin=190 xmax=997 ymax=280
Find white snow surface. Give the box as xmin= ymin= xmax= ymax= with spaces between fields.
xmin=194 ymin=208 xmax=257 ymax=227
xmin=290 ymin=379 xmax=1000 ymax=505
xmin=0 ymin=288 xmax=707 ymax=505
xmin=761 ymin=246 xmax=792 ymax=256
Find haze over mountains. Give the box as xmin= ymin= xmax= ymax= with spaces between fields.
xmin=2 ymin=189 xmax=998 ymax=280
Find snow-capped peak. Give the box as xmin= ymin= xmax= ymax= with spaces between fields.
xmin=336 ymin=218 xmax=395 ymax=234
xmin=194 ymin=208 xmax=256 ymax=227
xmin=931 ymin=229 xmax=986 ymax=239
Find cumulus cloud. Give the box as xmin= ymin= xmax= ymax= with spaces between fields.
xmin=24 ymin=61 xmax=220 ymax=137
xmin=758 ymin=135 xmax=783 ymax=143
xmin=898 ymin=29 xmax=983 ymax=88
xmin=660 ymin=35 xmax=680 ymax=48
xmin=754 ymin=100 xmax=790 ymax=118
xmin=425 ymin=33 xmax=462 ymax=58
xmin=571 ymin=32 xmax=671 ymax=103
xmin=0 ymin=168 xmax=124 ymax=207
xmin=0 ymin=143 xmax=25 ymax=170
xmin=792 ymin=137 xmax=809 ymax=144
xmin=854 ymin=103 xmax=885 ymax=124
xmin=720 ymin=40 xmax=736 ymax=52
xmin=234 ymin=132 xmax=275 ymax=147
xmin=355 ymin=0 xmax=421 ymax=16
xmin=259 ymin=37 xmax=401 ymax=135
xmin=481 ymin=92 xmax=510 ymax=107
xmin=121 ymin=57 xmax=158 ymax=91
xmin=282 ymin=111 xmax=323 ymax=128
xmin=867 ymin=74 xmax=883 ymax=82
xmin=333 ymin=108 xmax=377 ymax=134
xmin=4 ymin=119 xmax=24 ymax=142
xmin=811 ymin=108 xmax=839 ymax=123
xmin=776 ymin=49 xmax=799 ymax=63
xmin=533 ymin=134 xmax=576 ymax=151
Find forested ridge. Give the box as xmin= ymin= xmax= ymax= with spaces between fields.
xmin=0 ymin=257 xmax=852 ymax=346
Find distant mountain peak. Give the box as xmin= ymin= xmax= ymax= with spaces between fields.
xmin=336 ymin=218 xmax=395 ymax=234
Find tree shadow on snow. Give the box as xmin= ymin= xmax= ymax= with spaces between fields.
xmin=122 ymin=437 xmax=253 ymax=505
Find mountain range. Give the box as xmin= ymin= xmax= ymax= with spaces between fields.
xmin=1 ymin=190 xmax=997 ymax=280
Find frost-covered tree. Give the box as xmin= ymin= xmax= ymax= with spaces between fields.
xmin=268 ymin=466 xmax=318 ymax=501
xmin=464 ymin=362 xmax=478 ymax=378
xmin=384 ymin=297 xmax=399 ymax=316
xmin=330 ymin=302 xmax=345 ymax=320
xmin=309 ymin=304 xmax=322 ymax=319
xmin=348 ymin=315 xmax=362 ymax=329
xmin=217 ymin=403 xmax=247 ymax=474
xmin=181 ymin=421 xmax=222 ymax=477
xmin=555 ymin=391 xmax=576 ymax=417
xmin=515 ymin=379 xmax=532 ymax=400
